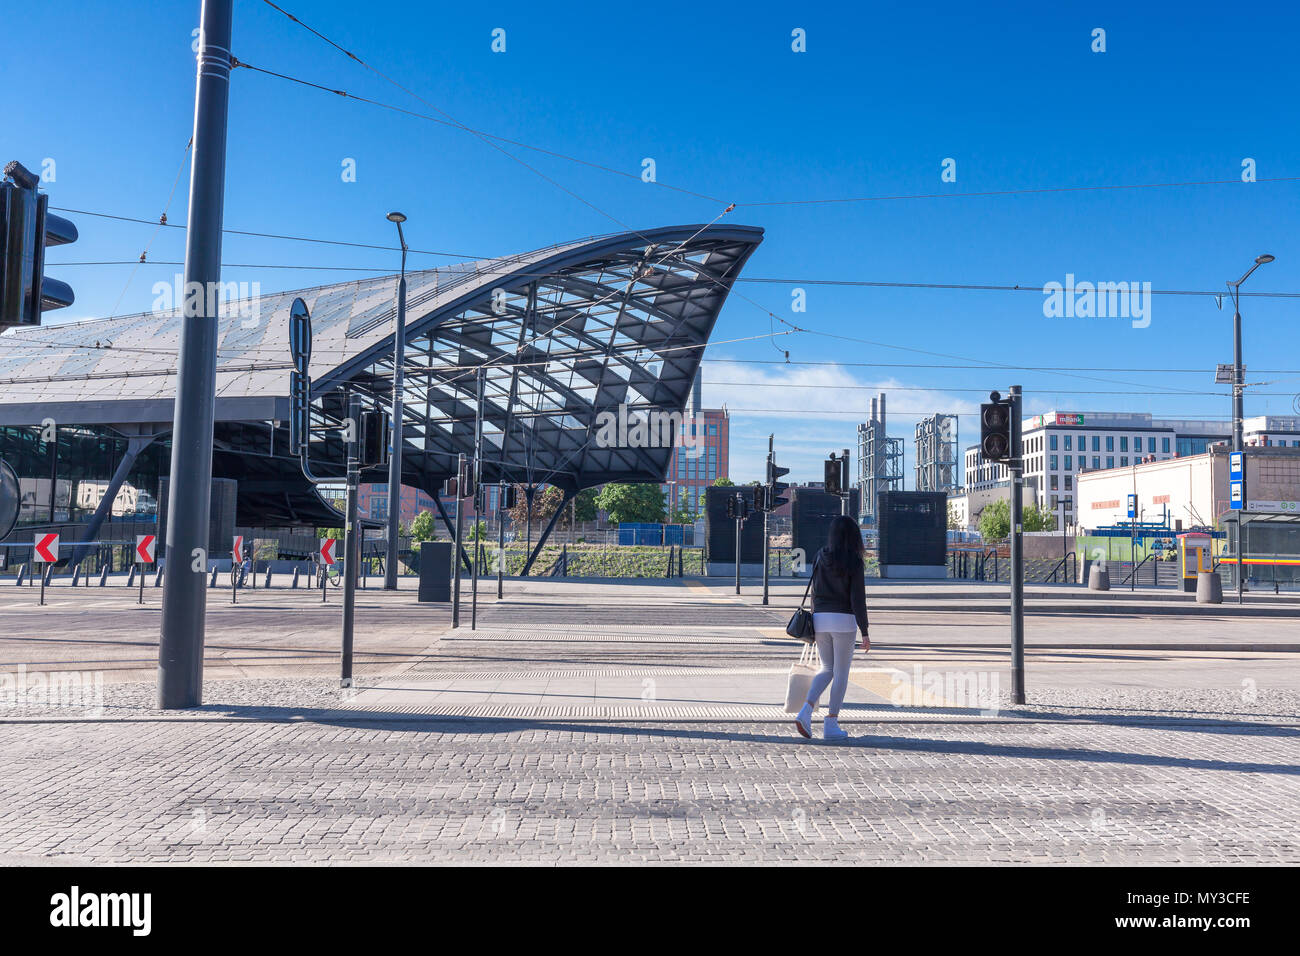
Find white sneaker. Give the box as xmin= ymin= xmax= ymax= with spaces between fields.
xmin=794 ymin=703 xmax=813 ymax=739
xmin=823 ymin=717 xmax=848 ymax=741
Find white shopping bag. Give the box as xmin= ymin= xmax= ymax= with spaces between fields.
xmin=784 ymin=643 xmax=820 ymax=713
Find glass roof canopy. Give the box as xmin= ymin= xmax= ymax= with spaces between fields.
xmin=0 ymin=224 xmax=764 ymax=523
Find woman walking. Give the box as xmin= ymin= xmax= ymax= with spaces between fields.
xmin=795 ymin=515 xmax=870 ymax=741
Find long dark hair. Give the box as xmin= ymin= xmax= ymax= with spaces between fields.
xmin=822 ymin=514 xmax=864 ymax=574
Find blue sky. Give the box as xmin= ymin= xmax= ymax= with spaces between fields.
xmin=5 ymin=0 xmax=1298 ymax=482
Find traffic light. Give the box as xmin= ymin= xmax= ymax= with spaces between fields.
xmin=824 ymin=455 xmax=842 ymax=496
xmin=501 ymin=485 xmax=518 ymax=510
xmin=459 ymin=458 xmax=476 ymax=499
xmin=752 ymin=484 xmax=768 ymax=512
xmin=768 ymin=458 xmax=790 ymax=510
xmin=1 ymin=161 xmax=76 ymax=328
xmin=359 ymin=410 xmax=389 ymax=467
xmin=725 ymin=493 xmax=749 ymax=520
xmin=980 ymin=392 xmax=1014 ymax=463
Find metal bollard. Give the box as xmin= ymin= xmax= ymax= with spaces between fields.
xmin=127 ymin=566 xmax=137 ymax=588
xmin=15 ymin=564 xmax=27 ymax=586
xmin=71 ymin=564 xmax=81 ymax=587
xmin=209 ymin=566 xmax=219 ymax=588
xmin=98 ymin=566 xmax=109 ymax=587
xmin=291 ymin=566 xmax=300 ymax=589
xmin=154 ymin=568 xmax=164 ymax=587
xmin=264 ymin=568 xmax=272 ymax=588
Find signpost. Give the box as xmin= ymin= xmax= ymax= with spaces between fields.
xmin=135 ymin=534 xmax=156 ymax=605
xmin=1229 ymin=451 xmax=1245 ymax=604
xmin=35 ymin=532 xmax=58 ymax=606
xmin=1127 ymin=493 xmax=1138 ymax=592
xmin=232 ymin=535 xmax=244 ymax=603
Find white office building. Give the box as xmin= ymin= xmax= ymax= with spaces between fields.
xmin=964 ymin=412 xmax=1300 ymax=530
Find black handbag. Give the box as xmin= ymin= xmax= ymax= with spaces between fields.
xmin=785 ymin=556 xmax=819 ymax=643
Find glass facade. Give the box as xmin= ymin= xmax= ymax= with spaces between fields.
xmin=0 ymin=425 xmax=168 ymax=528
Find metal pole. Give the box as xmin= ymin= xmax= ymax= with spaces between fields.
xmin=384 ymin=217 xmax=408 ymax=589
xmin=452 ymin=454 xmax=464 ymax=627
xmin=1233 ymin=303 xmax=1246 ymax=604
xmin=341 ymin=395 xmax=360 ymax=685
xmin=734 ymin=493 xmax=742 ymax=595
xmin=1009 ymin=385 xmax=1025 ymax=704
xmin=762 ymin=435 xmax=772 ymax=606
xmin=158 ymin=0 xmax=233 ymax=709
xmin=497 ymin=486 xmax=505 ymax=599
xmin=471 ymin=369 xmax=483 ymax=630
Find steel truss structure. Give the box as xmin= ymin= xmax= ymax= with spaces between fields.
xmin=0 ymin=224 xmax=764 ymax=567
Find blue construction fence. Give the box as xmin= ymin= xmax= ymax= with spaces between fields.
xmin=616 ymin=523 xmax=697 ymax=547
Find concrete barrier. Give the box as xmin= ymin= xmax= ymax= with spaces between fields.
xmin=1088 ymin=565 xmax=1111 ymax=591
xmin=1196 ymin=570 xmax=1223 ymax=604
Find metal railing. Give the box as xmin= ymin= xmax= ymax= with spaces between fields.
xmin=1045 ymin=551 xmax=1077 ymax=584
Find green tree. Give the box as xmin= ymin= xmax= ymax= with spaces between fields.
xmin=713 ymin=477 xmax=735 ymax=488
xmin=1024 ymin=503 xmax=1057 ymax=532
xmin=595 ymin=482 xmax=666 ymax=524
xmin=977 ymin=499 xmax=1010 ymax=541
xmin=573 ymin=487 xmax=598 ymax=522
xmin=409 ymin=510 xmax=437 ymax=543
xmin=978 ymin=498 xmax=1057 ymax=540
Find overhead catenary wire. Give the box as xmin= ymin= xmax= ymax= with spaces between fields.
xmin=48 ymin=256 xmax=1300 ymax=300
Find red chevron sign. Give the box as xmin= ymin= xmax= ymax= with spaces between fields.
xmin=135 ymin=534 xmax=156 ymax=564
xmin=34 ymin=533 xmax=59 ymax=563
xmin=319 ymin=538 xmax=337 ymax=566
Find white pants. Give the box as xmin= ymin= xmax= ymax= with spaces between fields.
xmin=805 ymin=630 xmax=856 ymax=714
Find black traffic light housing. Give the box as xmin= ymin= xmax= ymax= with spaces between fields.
xmin=980 ymin=392 xmax=1014 ymax=462
xmin=752 ymin=484 xmax=768 ymax=513
xmin=501 ymin=485 xmax=518 ymax=510
xmin=725 ymin=493 xmax=749 ymax=520
xmin=767 ymin=458 xmax=790 ymax=510
xmin=1 ymin=161 xmax=76 ymax=328
xmin=359 ymin=409 xmax=389 ymax=467
xmin=824 ymin=455 xmax=842 ymax=496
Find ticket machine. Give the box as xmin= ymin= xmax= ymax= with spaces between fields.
xmin=1177 ymin=532 xmax=1213 ymax=592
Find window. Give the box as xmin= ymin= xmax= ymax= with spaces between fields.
xmin=1050 ymin=475 xmax=1059 ymax=491
xmin=1093 ymin=456 xmax=1100 ymax=469
xmin=1106 ymin=436 xmax=1114 ymax=452
xmin=1065 ymin=455 xmax=1072 ymax=470
xmin=1162 ymin=437 xmax=1170 ymax=453
xmin=1121 ymin=457 xmax=1128 ymax=466
xmin=1050 ymin=435 xmax=1058 ymax=450
xmin=1064 ymin=435 xmax=1072 ymax=451
xmin=1107 ymin=456 xmax=1114 ymax=469
xmin=1065 ymin=475 xmax=1073 ymax=490
xmin=1120 ymin=437 xmax=1128 ymax=452
xmin=1050 ymin=455 xmax=1058 ymax=470
xmin=1148 ymin=437 xmax=1156 ymax=453
xmin=1092 ymin=436 xmax=1100 ymax=452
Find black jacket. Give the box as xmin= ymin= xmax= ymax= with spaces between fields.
xmin=810 ymin=548 xmax=869 ymax=636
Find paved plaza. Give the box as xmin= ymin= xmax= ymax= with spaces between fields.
xmin=2 ymin=576 xmax=1298 ymax=864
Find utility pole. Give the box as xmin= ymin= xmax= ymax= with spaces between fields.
xmin=340 ymin=394 xmax=360 ymax=686
xmin=158 ymin=0 xmax=233 ymax=709
xmin=383 ymin=212 xmax=408 ymax=590
xmin=1009 ymin=385 xmax=1025 ymax=705
xmin=1224 ymin=254 xmax=1274 ymax=602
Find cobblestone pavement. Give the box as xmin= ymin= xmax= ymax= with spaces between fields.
xmin=1 ymin=713 xmax=1296 ymax=863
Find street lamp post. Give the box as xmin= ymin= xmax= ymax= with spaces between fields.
xmin=383 ymin=212 xmax=408 ymax=590
xmin=1228 ymin=254 xmax=1274 ymax=604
